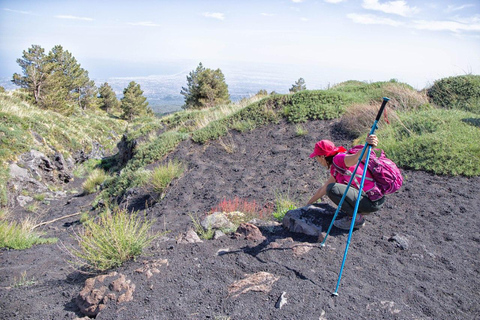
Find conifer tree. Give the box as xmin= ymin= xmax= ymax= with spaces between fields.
xmin=289 ymin=78 xmax=306 ymax=93
xmin=12 ymin=45 xmax=51 ymax=105
xmin=12 ymin=44 xmax=97 ymax=112
xmin=181 ymin=62 xmax=230 ymax=109
xmin=47 ymin=45 xmax=96 ymax=110
xmin=99 ymin=82 xmax=120 ymax=113
xmin=121 ymin=81 xmax=150 ymax=120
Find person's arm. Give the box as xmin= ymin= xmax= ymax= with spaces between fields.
xmin=307 ymin=175 xmax=336 ymax=205
xmin=344 ymin=135 xmax=378 ymax=167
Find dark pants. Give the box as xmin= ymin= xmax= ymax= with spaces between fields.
xmin=327 ymin=183 xmax=385 ymax=216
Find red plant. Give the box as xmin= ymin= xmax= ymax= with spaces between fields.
xmin=211 ymin=197 xmax=273 ymax=219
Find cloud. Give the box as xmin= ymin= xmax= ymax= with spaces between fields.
xmin=55 ymin=15 xmax=93 ymax=21
xmin=128 ymin=21 xmax=161 ymax=27
xmin=362 ymin=0 xmax=419 ymax=17
xmin=261 ymin=13 xmax=275 ymax=16
xmin=446 ymin=4 xmax=475 ymax=13
xmin=347 ymin=13 xmax=403 ymax=26
xmin=3 ymin=8 xmax=34 ymax=15
xmin=348 ymin=12 xmax=480 ymax=33
xmin=413 ymin=19 xmax=480 ymax=33
xmin=203 ymin=12 xmax=225 ymax=20
xmin=324 ymin=0 xmax=346 ymax=3
xmin=292 ymin=0 xmax=304 ymax=3
xmin=300 ymin=17 xmax=309 ymax=21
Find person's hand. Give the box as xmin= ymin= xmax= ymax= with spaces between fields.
xmin=367 ymin=134 xmax=378 ymax=147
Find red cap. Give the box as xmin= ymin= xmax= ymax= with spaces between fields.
xmin=309 ymin=140 xmax=346 ymax=158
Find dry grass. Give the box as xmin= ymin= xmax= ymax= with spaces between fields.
xmin=339 ymin=102 xmax=398 ymax=137
xmin=384 ymin=84 xmax=430 ymax=111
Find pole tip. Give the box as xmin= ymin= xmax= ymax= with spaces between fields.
xmin=332 ymin=292 xmax=338 ymax=297
xmin=383 ymin=97 xmax=390 ymax=101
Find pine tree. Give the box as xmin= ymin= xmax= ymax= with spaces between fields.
xmin=99 ymin=82 xmax=120 ymax=113
xmin=47 ymin=45 xmax=96 ymax=110
xmin=12 ymin=45 xmax=52 ymax=105
xmin=180 ymin=62 xmax=230 ymax=109
xmin=121 ymin=81 xmax=150 ymax=121
xmin=289 ymin=78 xmax=306 ymax=93
xmin=12 ymin=44 xmax=97 ymax=112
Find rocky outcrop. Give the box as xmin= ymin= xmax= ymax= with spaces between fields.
xmin=116 ymin=133 xmax=137 ymax=167
xmin=8 ymin=150 xmax=75 ymax=207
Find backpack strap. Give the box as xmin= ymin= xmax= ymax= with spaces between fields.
xmin=332 ymin=161 xmax=374 ymax=183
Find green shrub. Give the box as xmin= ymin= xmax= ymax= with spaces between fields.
xmin=378 ymin=108 xmax=480 ymax=176
xmin=282 ymin=90 xmax=352 ymax=123
xmin=71 ymin=208 xmax=159 ymax=271
xmin=191 ymin=121 xmax=229 ymax=144
xmin=149 ymin=160 xmax=185 ymax=194
xmin=103 ymin=168 xmax=150 ymax=198
xmin=427 ymin=75 xmax=480 ymax=114
xmin=0 ymin=220 xmax=57 ymax=249
xmin=129 ymin=131 xmax=188 ymax=170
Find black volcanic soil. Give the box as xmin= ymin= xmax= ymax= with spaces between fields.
xmin=1 ymin=119 xmax=479 ymax=320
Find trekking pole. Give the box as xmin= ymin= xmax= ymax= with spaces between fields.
xmin=319 ymin=97 xmax=389 ymax=296
xmin=320 ymin=97 xmax=389 ymax=248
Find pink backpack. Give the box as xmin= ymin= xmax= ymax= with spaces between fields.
xmin=346 ymin=145 xmax=403 ymax=200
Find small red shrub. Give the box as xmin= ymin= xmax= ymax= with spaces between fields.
xmin=211 ymin=197 xmax=274 ymax=219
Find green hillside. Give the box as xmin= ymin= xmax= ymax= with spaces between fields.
xmin=1 ymin=76 xmax=479 ymax=209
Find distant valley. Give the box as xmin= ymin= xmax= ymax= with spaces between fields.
xmin=1 ymin=68 xmax=297 ymax=115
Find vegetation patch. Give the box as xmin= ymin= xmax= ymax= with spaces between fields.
xmin=427 ymin=75 xmax=480 ymax=114
xmin=82 ymin=169 xmax=109 ymax=194
xmin=70 ymin=207 xmax=160 ymax=271
xmin=149 ymin=160 xmax=185 ymax=194
xmin=378 ymin=108 xmax=480 ymax=176
xmin=0 ymin=219 xmax=57 ymax=250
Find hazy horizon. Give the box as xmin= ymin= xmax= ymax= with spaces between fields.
xmin=1 ymin=0 xmax=479 ymax=96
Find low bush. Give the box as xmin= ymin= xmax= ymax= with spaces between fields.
xmin=427 ymin=75 xmax=480 ymax=114
xmin=282 ymin=90 xmax=351 ymax=123
xmin=71 ymin=207 xmax=159 ymax=271
xmin=378 ymin=108 xmax=480 ymax=176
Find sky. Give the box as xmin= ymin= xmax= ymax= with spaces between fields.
xmin=0 ymin=0 xmax=479 ymax=90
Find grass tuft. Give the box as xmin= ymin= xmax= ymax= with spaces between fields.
xmin=82 ymin=169 xmax=109 ymax=194
xmin=0 ymin=218 xmax=57 ymax=250
xmin=149 ymin=160 xmax=185 ymax=194
xmin=70 ymin=207 xmax=160 ymax=271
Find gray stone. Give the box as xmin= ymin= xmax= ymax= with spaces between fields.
xmin=389 ymin=234 xmax=409 ymax=250
xmin=201 ymin=212 xmax=235 ymax=230
xmin=213 ymin=230 xmax=226 ymax=239
xmin=177 ymin=229 xmax=203 ymax=244
xmin=275 ymin=291 xmax=287 ymax=309
xmin=282 ymin=205 xmax=323 ymax=237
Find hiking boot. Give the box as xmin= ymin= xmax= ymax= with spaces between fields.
xmin=333 ymin=215 xmax=365 ymax=230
